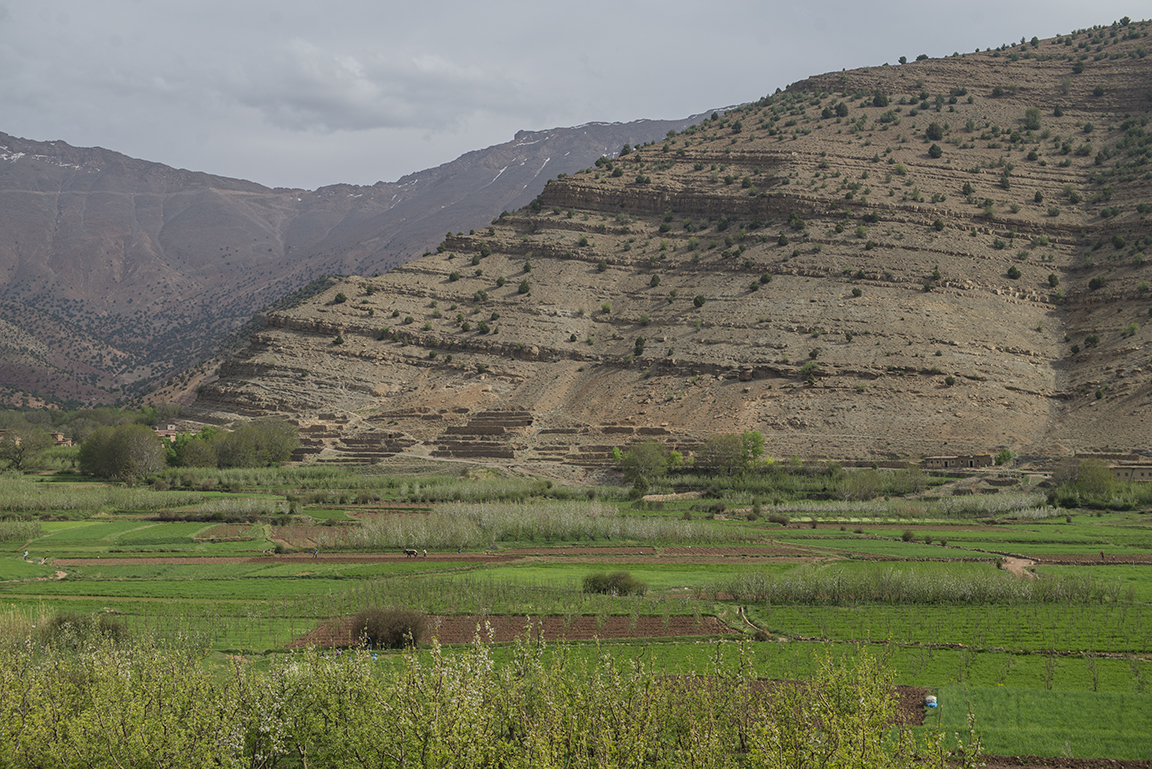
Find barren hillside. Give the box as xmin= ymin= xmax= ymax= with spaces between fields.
xmin=196 ymin=20 xmax=1152 ymax=464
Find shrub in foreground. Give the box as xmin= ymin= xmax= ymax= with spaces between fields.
xmin=40 ymin=611 xmax=127 ymax=648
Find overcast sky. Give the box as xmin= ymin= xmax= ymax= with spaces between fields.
xmin=0 ymin=1 xmax=1139 ymax=190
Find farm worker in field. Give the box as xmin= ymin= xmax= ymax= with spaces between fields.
xmin=312 ymin=548 xmax=318 ymax=559
xmin=23 ymin=550 xmax=28 ymax=560
xmin=423 ymin=549 xmax=427 ymax=557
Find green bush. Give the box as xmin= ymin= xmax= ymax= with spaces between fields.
xmin=351 ymin=607 xmax=426 ymax=649
xmin=582 ymin=571 xmax=646 ymax=596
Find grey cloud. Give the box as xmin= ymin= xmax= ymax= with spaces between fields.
xmin=233 ymin=39 xmax=538 ymax=133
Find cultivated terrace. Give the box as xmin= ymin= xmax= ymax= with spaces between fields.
xmin=196 ymin=20 xmax=1152 ymax=467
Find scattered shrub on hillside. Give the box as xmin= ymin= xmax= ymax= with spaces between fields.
xmin=351 ymin=607 xmax=426 ymax=649
xmin=582 ymin=571 xmax=646 ymax=596
xmin=901 ymin=530 xmax=914 ymax=542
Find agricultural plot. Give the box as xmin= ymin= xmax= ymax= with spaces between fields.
xmin=2 ymin=463 xmax=1151 ymax=765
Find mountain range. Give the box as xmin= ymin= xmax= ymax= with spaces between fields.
xmin=0 ymin=114 xmax=709 ymax=407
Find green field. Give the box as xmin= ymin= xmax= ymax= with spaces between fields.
xmin=3 ymin=463 xmax=1152 ymax=764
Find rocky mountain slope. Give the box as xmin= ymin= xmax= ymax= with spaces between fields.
xmin=196 ymin=20 xmax=1152 ymax=464
xmin=0 ymin=115 xmax=706 ymax=407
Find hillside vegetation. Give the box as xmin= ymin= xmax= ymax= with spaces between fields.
xmin=198 ymin=20 xmax=1152 ymax=463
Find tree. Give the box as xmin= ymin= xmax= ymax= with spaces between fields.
xmin=928 ymin=143 xmax=943 ymax=158
xmin=0 ymin=425 xmax=53 ymax=471
xmin=872 ymin=90 xmax=889 ymax=108
xmin=742 ymin=430 xmax=766 ymax=468
xmin=1073 ymin=458 xmax=1116 ymax=497
xmin=925 ymin=122 xmax=944 ymax=141
xmin=517 ymin=280 xmax=530 ymax=295
xmin=620 ymin=441 xmax=669 ymax=486
xmin=173 ymin=436 xmax=218 ymax=468
xmin=994 ymin=449 xmax=1017 ymax=466
xmin=79 ymin=424 xmax=167 ymax=482
xmin=213 ymin=419 xmax=299 ymax=468
xmin=1024 ymin=106 xmax=1042 ymax=130
xmin=842 ymin=469 xmax=882 ymax=500
xmin=696 ymin=433 xmax=746 ymax=476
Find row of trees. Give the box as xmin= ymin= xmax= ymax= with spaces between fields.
xmin=616 ymin=431 xmax=767 ymax=489
xmin=77 ymin=419 xmax=299 ymax=482
xmin=0 ymin=405 xmax=185 ymax=473
xmin=166 ymin=420 xmax=299 ymax=470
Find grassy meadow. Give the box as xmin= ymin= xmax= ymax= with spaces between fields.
xmin=2 ymin=462 xmax=1152 ymax=762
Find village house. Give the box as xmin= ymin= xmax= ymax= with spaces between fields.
xmin=151 ymin=424 xmax=179 ymax=442
xmin=921 ymin=454 xmax=993 ymax=470
xmin=1109 ymin=464 xmax=1152 ymax=482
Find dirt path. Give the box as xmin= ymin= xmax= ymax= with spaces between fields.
xmin=1001 ymin=556 xmax=1036 ymax=579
